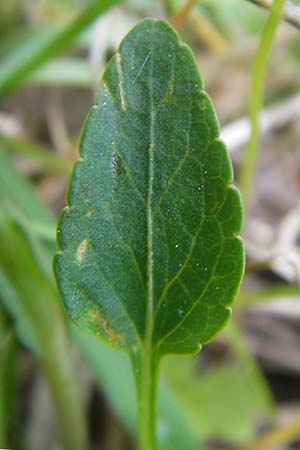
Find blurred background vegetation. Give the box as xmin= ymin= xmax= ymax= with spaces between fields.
xmin=0 ymin=1 xmax=300 ymax=449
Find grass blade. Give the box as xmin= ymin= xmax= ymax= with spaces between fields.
xmin=0 ymin=0 xmax=119 ymax=97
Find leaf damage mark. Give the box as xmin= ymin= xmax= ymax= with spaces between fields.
xmin=110 ymin=143 xmax=122 ymax=192
xmin=76 ymin=238 xmax=88 ymax=262
xmin=133 ymin=51 xmax=152 ymax=84
xmin=162 ymin=76 xmax=175 ymax=103
xmin=88 ymin=308 xmax=122 ymax=345
xmin=115 ymin=52 xmax=127 ymax=112
xmin=103 ymin=82 xmax=112 ymax=99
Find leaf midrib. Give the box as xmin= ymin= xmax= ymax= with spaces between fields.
xmin=145 ymin=45 xmax=154 ymax=354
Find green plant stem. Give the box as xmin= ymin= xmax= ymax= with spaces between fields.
xmin=133 ymin=349 xmax=160 ymax=450
xmin=245 ymin=0 xmax=300 ymax=31
xmin=240 ymin=0 xmax=285 ymax=212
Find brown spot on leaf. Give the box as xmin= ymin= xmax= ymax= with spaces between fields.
xmin=88 ymin=308 xmax=122 ymax=345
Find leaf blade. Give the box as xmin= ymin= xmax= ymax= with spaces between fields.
xmin=55 ymin=18 xmax=244 ymax=357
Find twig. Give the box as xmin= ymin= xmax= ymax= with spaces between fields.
xmin=189 ymin=11 xmax=227 ymax=52
xmin=243 ymin=419 xmax=300 ymax=450
xmin=244 ymin=204 xmax=300 ymax=285
xmin=171 ymin=0 xmax=196 ymax=30
xmin=221 ymin=93 xmax=300 ymax=154
xmin=170 ymin=0 xmax=227 ymax=50
xmin=245 ymin=0 xmax=300 ymax=31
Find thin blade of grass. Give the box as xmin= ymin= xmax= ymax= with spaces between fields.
xmin=0 ymin=136 xmax=72 ymax=174
xmin=0 ymin=0 xmax=119 ymax=97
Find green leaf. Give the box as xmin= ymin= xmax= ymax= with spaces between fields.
xmin=163 ymin=353 xmax=272 ymax=445
xmin=0 ymin=149 xmax=57 ymax=276
xmin=0 ymin=150 xmax=201 ymax=450
xmin=0 ymin=0 xmax=119 ymax=97
xmin=0 ymin=212 xmax=59 ymax=352
xmin=55 ymin=18 xmax=244 ymax=450
xmin=55 ymin=17 xmax=244 ymax=357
